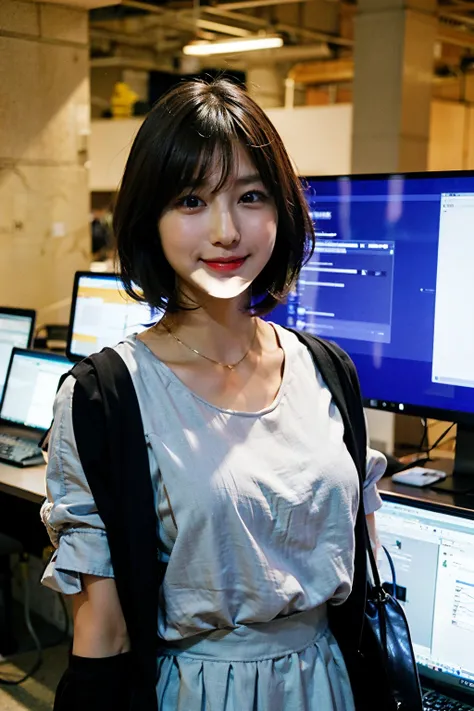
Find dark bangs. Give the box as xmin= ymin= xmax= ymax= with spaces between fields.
xmin=114 ymin=79 xmax=315 ymax=315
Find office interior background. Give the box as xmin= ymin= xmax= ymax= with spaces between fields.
xmin=1 ymin=0 xmax=473 ymax=708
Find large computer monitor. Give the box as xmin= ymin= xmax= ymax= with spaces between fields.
xmin=0 ymin=307 xmax=36 ymax=402
xmin=66 ymin=272 xmax=162 ymax=361
xmin=377 ymin=494 xmax=474 ymax=705
xmin=269 ymin=171 xmax=474 ymax=492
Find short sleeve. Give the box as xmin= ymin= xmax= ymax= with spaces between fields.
xmin=362 ymin=447 xmax=386 ymax=515
xmin=40 ymin=375 xmax=114 ymax=595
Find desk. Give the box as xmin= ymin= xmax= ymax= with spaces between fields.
xmin=0 ymin=461 xmax=46 ymax=504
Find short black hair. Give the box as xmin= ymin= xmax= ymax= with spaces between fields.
xmin=114 ymin=78 xmax=315 ymax=315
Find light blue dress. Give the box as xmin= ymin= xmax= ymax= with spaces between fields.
xmin=41 ymin=325 xmax=386 ymax=710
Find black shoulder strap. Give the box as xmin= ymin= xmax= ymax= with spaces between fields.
xmin=287 ymin=329 xmax=368 ymax=656
xmin=286 ymin=329 xmax=367 ymax=481
xmin=69 ymin=349 xmax=159 ymax=711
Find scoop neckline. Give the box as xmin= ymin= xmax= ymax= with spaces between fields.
xmin=131 ymin=322 xmax=292 ymax=417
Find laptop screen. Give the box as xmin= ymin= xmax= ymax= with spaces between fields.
xmin=67 ymin=272 xmax=162 ymax=361
xmin=0 ymin=350 xmax=71 ymax=431
xmin=0 ymin=312 xmax=34 ymax=401
xmin=378 ymin=495 xmax=474 ymax=697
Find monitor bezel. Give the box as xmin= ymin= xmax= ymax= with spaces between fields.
xmin=66 ymin=270 xmax=118 ymax=363
xmin=0 ymin=306 xmax=36 ymax=348
xmin=0 ymin=347 xmax=71 ymax=432
xmin=302 ymin=169 xmax=474 ymax=427
xmin=380 ymin=490 xmax=474 ymax=520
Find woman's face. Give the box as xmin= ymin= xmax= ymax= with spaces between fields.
xmin=158 ymin=143 xmax=278 ymax=302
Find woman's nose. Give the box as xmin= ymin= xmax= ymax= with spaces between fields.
xmin=210 ymin=206 xmax=240 ymax=246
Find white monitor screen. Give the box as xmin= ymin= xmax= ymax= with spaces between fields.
xmin=1 ymin=351 xmax=71 ymax=431
xmin=0 ymin=313 xmax=33 ymax=401
xmin=68 ymin=274 xmax=161 ymax=359
xmin=378 ymin=497 xmax=474 ymax=698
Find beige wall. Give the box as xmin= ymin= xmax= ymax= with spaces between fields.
xmin=266 ymin=104 xmax=353 ymax=175
xmin=89 ymin=99 xmax=474 ymax=191
xmin=0 ymin=0 xmax=91 ymax=325
xmin=428 ymin=101 xmax=468 ymax=171
xmin=89 ymin=104 xmax=354 ymax=191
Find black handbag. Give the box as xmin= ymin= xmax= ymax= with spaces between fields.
xmin=361 ymin=539 xmax=424 ymax=711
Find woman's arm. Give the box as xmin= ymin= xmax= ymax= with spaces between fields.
xmin=72 ymin=575 xmax=130 ymax=658
xmin=366 ymin=512 xmax=380 ymax=561
xmin=53 ymin=576 xmax=132 ymax=710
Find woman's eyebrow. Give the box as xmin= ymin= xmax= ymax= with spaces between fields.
xmin=185 ymin=172 xmax=262 ymax=192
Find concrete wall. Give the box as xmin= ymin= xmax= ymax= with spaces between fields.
xmin=0 ymin=0 xmax=91 ymax=325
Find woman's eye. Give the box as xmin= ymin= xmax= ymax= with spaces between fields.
xmin=177 ymin=195 xmax=204 ymax=209
xmin=240 ymin=190 xmax=268 ymax=204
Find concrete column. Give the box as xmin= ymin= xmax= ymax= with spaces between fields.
xmin=247 ymin=65 xmax=285 ymax=109
xmin=0 ymin=0 xmax=91 ymax=325
xmin=352 ymin=0 xmax=437 ymax=453
xmin=352 ymin=0 xmax=437 ymax=173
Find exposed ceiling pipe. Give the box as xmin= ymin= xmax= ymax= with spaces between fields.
xmin=439 ymin=11 xmax=474 ymax=25
xmin=216 ymin=0 xmax=311 ymax=10
xmin=437 ymin=20 xmax=474 ymax=48
xmin=116 ymin=0 xmax=350 ymax=48
xmin=206 ymin=41 xmax=332 ymax=62
xmin=120 ymin=0 xmax=167 ymax=15
xmin=92 ymin=12 xmax=252 ymax=41
xmin=200 ymin=6 xmax=353 ymax=46
xmin=446 ymin=0 xmax=474 ymax=7
xmin=117 ymin=0 xmax=270 ymax=40
xmin=196 ymin=19 xmax=251 ymax=36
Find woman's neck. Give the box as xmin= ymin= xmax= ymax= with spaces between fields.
xmin=163 ymin=291 xmax=257 ymax=365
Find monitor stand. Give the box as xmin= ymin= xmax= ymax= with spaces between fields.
xmin=431 ymin=423 xmax=474 ymax=495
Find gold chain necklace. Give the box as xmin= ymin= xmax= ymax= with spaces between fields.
xmin=161 ymin=320 xmax=258 ymax=371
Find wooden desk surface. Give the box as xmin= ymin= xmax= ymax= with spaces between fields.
xmin=0 ymin=460 xmax=46 ymax=504
xmin=378 ymin=473 xmax=474 ymax=515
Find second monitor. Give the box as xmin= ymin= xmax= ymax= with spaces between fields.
xmin=270 ymin=171 xmax=474 ymax=492
xmin=66 ymin=272 xmax=162 ymax=361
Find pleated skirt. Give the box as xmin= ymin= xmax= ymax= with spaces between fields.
xmin=156 ymin=606 xmax=355 ymax=711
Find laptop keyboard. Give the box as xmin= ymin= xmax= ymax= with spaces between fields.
xmin=423 ymin=689 xmax=474 ymax=710
xmin=0 ymin=433 xmax=43 ymax=467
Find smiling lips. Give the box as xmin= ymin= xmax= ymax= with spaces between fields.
xmin=202 ymin=257 xmax=248 ymax=273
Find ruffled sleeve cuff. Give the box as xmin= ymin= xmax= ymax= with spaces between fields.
xmin=362 ymin=448 xmax=387 ymax=515
xmin=41 ymin=529 xmax=115 ymax=595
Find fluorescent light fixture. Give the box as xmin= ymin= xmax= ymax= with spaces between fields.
xmin=183 ymin=35 xmax=283 ymax=56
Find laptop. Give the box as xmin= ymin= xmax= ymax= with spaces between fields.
xmin=0 ymin=307 xmax=36 ymax=402
xmin=378 ymin=493 xmax=474 ymax=710
xmin=0 ymin=348 xmax=71 ymax=467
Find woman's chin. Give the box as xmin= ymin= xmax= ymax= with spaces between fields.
xmin=189 ymin=271 xmax=252 ymax=301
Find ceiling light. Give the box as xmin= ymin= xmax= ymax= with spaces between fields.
xmin=182 ymin=34 xmax=283 ymax=56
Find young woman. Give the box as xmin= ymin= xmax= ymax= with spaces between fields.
xmin=41 ymin=78 xmax=386 ymax=711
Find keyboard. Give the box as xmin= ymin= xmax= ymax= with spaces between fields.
xmin=0 ymin=433 xmax=44 ymax=467
xmin=423 ymin=689 xmax=474 ymax=710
